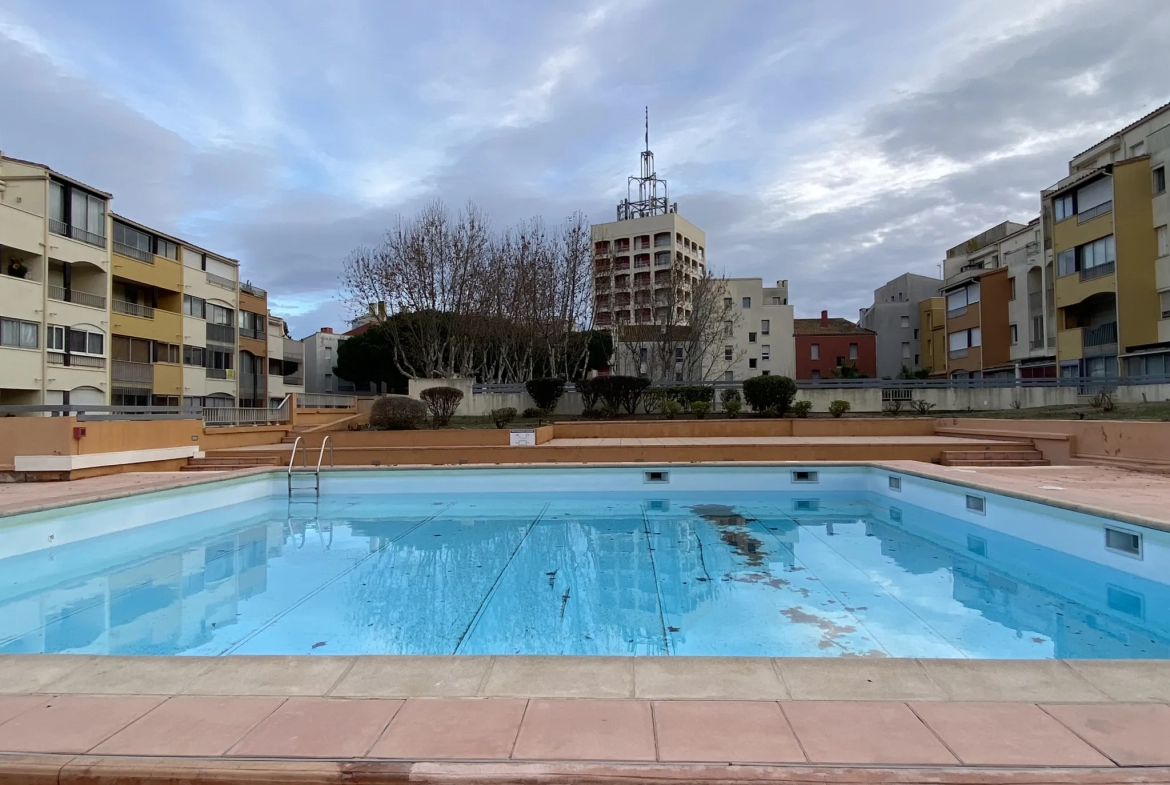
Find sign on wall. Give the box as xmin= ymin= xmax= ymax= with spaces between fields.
xmin=509 ymin=429 xmax=537 ymax=447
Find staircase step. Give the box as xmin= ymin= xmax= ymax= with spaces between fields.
xmin=940 ymin=450 xmax=1044 ymax=461
xmin=942 ymin=458 xmax=1051 ymax=467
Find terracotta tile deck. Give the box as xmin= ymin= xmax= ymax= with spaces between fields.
xmin=0 ymin=694 xmax=1165 ymax=771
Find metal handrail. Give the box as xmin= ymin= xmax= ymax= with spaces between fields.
xmin=316 ymin=435 xmax=334 ymax=473
xmin=287 ymin=436 xmax=307 ymax=473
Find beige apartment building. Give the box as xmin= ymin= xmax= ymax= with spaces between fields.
xmin=721 ymin=278 xmax=795 ymax=380
xmin=1041 ymin=102 xmax=1170 ymax=378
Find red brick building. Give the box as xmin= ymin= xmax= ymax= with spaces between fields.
xmin=794 ymin=311 xmax=878 ymax=379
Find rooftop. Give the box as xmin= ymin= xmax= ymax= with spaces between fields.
xmin=1070 ymin=99 xmax=1170 ymax=162
xmin=794 ymin=318 xmax=875 ymax=337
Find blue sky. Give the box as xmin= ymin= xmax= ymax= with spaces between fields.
xmin=2 ymin=0 xmax=1167 ymax=337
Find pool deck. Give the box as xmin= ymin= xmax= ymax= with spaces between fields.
xmin=4 ymin=463 xmax=1170 ymax=781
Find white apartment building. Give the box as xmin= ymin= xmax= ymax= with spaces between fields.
xmin=1 ymin=153 xmax=112 ymax=407
xmin=721 ymin=279 xmax=795 ymax=380
xmin=265 ymin=314 xmax=304 ymax=406
xmin=180 ymin=245 xmax=240 ymax=408
xmin=301 ymin=327 xmax=354 ymax=394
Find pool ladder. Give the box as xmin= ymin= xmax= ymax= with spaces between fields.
xmin=288 ymin=435 xmax=333 ymax=497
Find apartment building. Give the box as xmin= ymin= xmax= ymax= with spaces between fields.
xmin=1042 ymin=102 xmax=1170 ymax=378
xmin=918 ymin=297 xmax=946 ymax=375
xmin=721 ymin=279 xmax=795 ymax=379
xmin=1 ymin=153 xmax=112 ymax=407
xmin=858 ymin=273 xmax=941 ymax=378
xmin=302 ymin=327 xmax=354 ymax=394
xmin=265 ymin=314 xmax=304 ymax=406
xmin=793 ymin=312 xmax=877 ymax=379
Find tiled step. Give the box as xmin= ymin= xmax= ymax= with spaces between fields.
xmin=942 ymin=458 xmax=1051 ymax=467
xmin=182 ymin=456 xmax=283 ymax=471
xmin=941 ymin=450 xmax=1045 ymax=461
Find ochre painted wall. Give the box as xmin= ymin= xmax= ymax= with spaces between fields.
xmin=979 ymin=268 xmax=1012 ymax=368
xmin=0 ymin=417 xmax=73 ymax=469
xmin=1114 ymin=158 xmax=1160 ymax=351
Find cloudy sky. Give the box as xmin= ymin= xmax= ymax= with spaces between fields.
xmin=2 ymin=0 xmax=1167 ymax=337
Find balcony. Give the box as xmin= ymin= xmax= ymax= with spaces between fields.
xmin=207 ymin=323 xmax=235 ymax=344
xmin=206 ymin=367 xmax=230 ymax=379
xmin=114 ymin=242 xmax=152 ymax=264
xmin=283 ymin=373 xmax=304 ymax=387
xmin=48 ymin=285 xmax=107 ymax=310
xmin=1028 ymin=291 xmax=1043 ymax=311
xmin=49 ymin=220 xmax=106 ymax=249
xmin=113 ymin=360 xmax=153 ymax=386
xmin=1078 ymin=201 xmax=1112 ymax=223
xmin=206 ymin=272 xmax=236 ymax=291
xmin=47 ymin=352 xmax=106 ymax=369
xmin=949 ymin=348 xmax=968 ymax=360
xmin=113 ymin=299 xmax=154 ymax=319
xmin=1029 ymin=337 xmax=1045 ymax=350
xmin=239 ymin=326 xmax=263 ymax=340
xmin=1083 ymin=321 xmax=1118 ymax=348
xmin=1080 ymin=260 xmax=1115 ymax=282
xmin=239 ymin=282 xmax=267 ymax=297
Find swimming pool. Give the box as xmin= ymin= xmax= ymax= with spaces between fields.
xmin=1 ymin=466 xmax=1167 ymax=658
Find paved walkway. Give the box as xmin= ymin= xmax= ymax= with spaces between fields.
xmin=545 ymin=436 xmax=1011 ymax=446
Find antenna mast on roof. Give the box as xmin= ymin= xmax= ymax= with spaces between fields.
xmin=617 ymin=107 xmax=676 ymax=220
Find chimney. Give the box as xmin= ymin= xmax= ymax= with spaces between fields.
xmin=321 ymin=327 xmax=333 ymax=334
xmin=820 ymin=310 xmax=829 ymax=327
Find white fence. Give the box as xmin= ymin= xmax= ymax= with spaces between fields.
xmin=203 ymin=396 xmax=290 ymax=427
xmin=296 ymin=393 xmax=357 ymax=409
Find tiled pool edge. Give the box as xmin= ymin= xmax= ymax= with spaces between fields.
xmin=3 ymin=461 xmax=1169 ymax=534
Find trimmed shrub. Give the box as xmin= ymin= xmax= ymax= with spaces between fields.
xmin=792 ymin=400 xmax=813 ymax=418
xmin=642 ymin=389 xmax=665 ymax=415
xmin=664 ymin=385 xmax=714 ymax=407
xmin=663 ymin=399 xmax=683 ymax=419
xmin=720 ymin=388 xmax=742 ymax=404
xmin=591 ymin=375 xmax=650 ymax=415
xmin=369 ymin=394 xmax=426 ymax=430
xmin=691 ymin=401 xmax=712 ymax=419
xmin=419 ymin=386 xmax=464 ymax=429
xmin=828 ymin=399 xmax=851 ymax=418
xmin=723 ymin=399 xmax=742 ymax=418
xmin=521 ymin=407 xmax=545 ymax=419
xmin=576 ymin=377 xmax=601 ymax=411
xmin=490 ymin=407 xmax=517 ymax=429
xmin=580 ymin=407 xmax=604 ymax=420
xmin=742 ymin=375 xmax=797 ymax=416
xmin=525 ymin=378 xmax=566 ymax=412
xmin=599 ymin=404 xmax=620 ymax=420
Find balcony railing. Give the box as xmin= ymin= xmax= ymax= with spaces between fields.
xmin=206 ymin=323 xmax=235 ymax=344
xmin=283 ymin=374 xmax=305 ymax=386
xmin=1029 ymin=337 xmax=1045 ymax=350
xmin=239 ymin=326 xmax=263 ymax=340
xmin=113 ymin=299 xmax=154 ymax=319
xmin=1083 ymin=321 xmax=1118 ymax=347
xmin=47 ymin=352 xmax=106 ymax=369
xmin=113 ymin=360 xmax=154 ymax=385
xmin=238 ymin=372 xmax=265 ymax=395
xmin=1078 ymin=201 xmax=1112 ymax=223
xmin=653 ymin=239 xmax=671 ymax=248
xmin=49 ymin=220 xmax=107 ymax=248
xmin=296 ymin=393 xmax=356 ymax=409
xmin=47 ymin=285 xmax=107 ymax=310
xmin=1080 ymin=260 xmax=1115 ymax=281
xmin=1028 ymin=291 xmax=1043 ymax=311
xmin=239 ymin=282 xmax=267 ymax=297
xmin=114 ymin=242 xmax=153 ymax=264
xmin=946 ymin=305 xmax=967 ymax=319
xmin=949 ymin=348 xmax=969 ymax=360
xmin=206 ymin=271 xmax=237 ymax=290
xmin=206 ymin=367 xmax=229 ymax=379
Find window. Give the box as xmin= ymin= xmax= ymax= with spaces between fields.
xmin=748 ymin=331 xmax=757 ymax=343
xmin=0 ymin=317 xmax=38 ymax=349
xmin=724 ymin=345 xmax=733 ymax=361
xmin=810 ymin=343 xmax=819 ymax=360
xmin=742 ymin=297 xmax=751 ymax=309
xmin=761 ymin=319 xmax=770 ymax=335
xmin=1132 ymin=141 xmax=1146 ymax=157
xmin=113 ymin=222 xmax=152 ymax=259
xmin=49 ymin=180 xmax=106 ymax=244
xmin=811 ymin=369 xmax=820 ymax=379
xmin=47 ymin=325 xmax=64 ymax=351
xmin=914 ymin=354 xmax=919 ymax=365
xmin=183 ymin=346 xmax=206 ymax=367
xmin=724 ymin=371 xmax=734 ymax=381
xmin=762 ymin=345 xmax=770 ymax=360
xmin=761 ymin=370 xmax=771 ymax=376
xmin=949 ymin=327 xmax=981 ymax=353
xmin=900 ymin=315 xmax=910 ymax=328
xmin=1054 ymin=193 xmax=1074 ymax=221
xmin=183 ymin=295 xmax=206 ymax=319
xmin=724 ymin=297 xmax=733 ymax=308
xmin=724 ymin=320 xmax=733 ymax=336
xmin=1154 ymin=166 xmax=1166 ymax=195
xmin=156 ymin=238 xmax=179 ymax=260
xmin=749 ymin=358 xmax=757 ymax=369
xmin=1079 ymin=235 xmax=1116 ymax=270
xmin=771 ymin=296 xmax=785 ymax=305
xmin=1158 ymin=225 xmax=1168 ymax=258
xmin=207 ymin=304 xmax=233 ymax=325
xmin=1008 ymin=277 xmax=1016 ymax=300
xmin=946 ymin=282 xmax=979 ymax=315
xmin=902 ymin=342 xmax=911 ymax=359
xmin=1010 ymin=324 xmax=1018 ymax=344
xmin=207 ymin=348 xmax=233 ymax=371
xmin=849 ymin=343 xmax=858 ymax=360
xmin=154 ymin=342 xmax=180 ymax=363
xmin=674 ymin=347 xmax=683 ymax=362
xmin=239 ymin=310 xmax=265 ymax=338
xmin=1057 ymin=248 xmax=1076 ymax=276
xmin=913 ymin=328 xmax=919 ymax=339
xmin=67 ymin=328 xmax=104 ymax=355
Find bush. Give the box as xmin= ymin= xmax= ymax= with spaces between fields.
xmin=792 ymin=400 xmax=813 ymax=418
xmin=720 ymin=388 xmax=741 ymax=404
xmin=663 ymin=399 xmax=683 ymax=419
xmin=369 ymin=394 xmax=427 ymax=430
xmin=525 ymin=378 xmax=566 ymax=412
xmin=576 ymin=377 xmax=601 ymax=411
xmin=599 ymin=404 xmax=620 ymax=419
xmin=590 ymin=375 xmax=650 ymax=415
xmin=521 ymin=407 xmax=545 ymax=419
xmin=910 ymin=399 xmax=936 ymax=416
xmin=642 ymin=389 xmax=665 ymax=415
xmin=489 ymin=407 xmax=517 ymax=428
xmin=691 ymin=401 xmax=712 ymax=419
xmin=742 ymin=375 xmax=797 ymax=416
xmin=723 ymin=399 xmax=742 ymax=418
xmin=664 ymin=385 xmax=714 ymax=407
xmin=580 ymin=407 xmax=604 ymax=420
xmin=828 ymin=399 xmax=851 ymax=418
xmin=419 ymin=386 xmax=464 ymax=429
xmin=884 ymin=398 xmax=904 ymax=417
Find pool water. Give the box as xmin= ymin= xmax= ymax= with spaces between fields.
xmin=2 ymin=472 xmax=1168 ymax=658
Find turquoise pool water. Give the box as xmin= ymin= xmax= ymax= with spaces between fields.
xmin=1 ymin=469 xmax=1167 ymax=658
